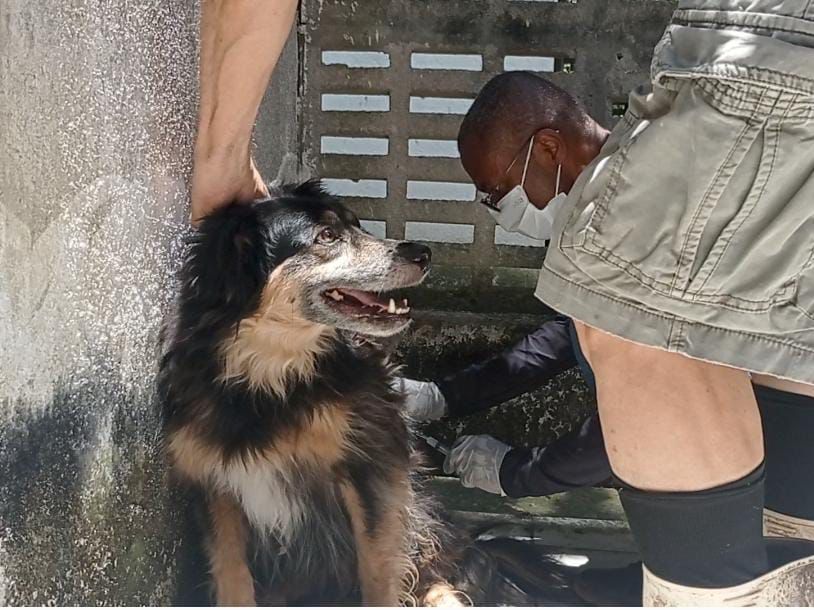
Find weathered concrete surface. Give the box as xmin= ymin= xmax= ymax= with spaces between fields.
xmin=0 ymin=1 xmax=297 ymax=604
xmin=255 ymin=30 xmax=301 ymax=184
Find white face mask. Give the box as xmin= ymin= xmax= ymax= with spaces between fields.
xmin=488 ymin=138 xmax=566 ymax=242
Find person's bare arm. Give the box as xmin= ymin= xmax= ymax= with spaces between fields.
xmin=191 ymin=0 xmax=298 ymax=224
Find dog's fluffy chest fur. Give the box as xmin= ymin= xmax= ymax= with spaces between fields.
xmin=167 ymin=399 xmax=355 ymax=537
xmin=216 ymin=456 xmax=305 ymax=538
xmin=161 ymin=338 xmax=408 ymax=599
xmin=218 ymin=405 xmax=352 ymax=538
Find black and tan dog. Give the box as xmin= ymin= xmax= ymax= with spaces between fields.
xmin=158 ymin=181 xmax=527 ymax=605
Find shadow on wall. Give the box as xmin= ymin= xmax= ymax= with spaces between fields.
xmin=0 ymin=174 xmax=195 ymax=605
xmin=0 ymin=379 xmax=213 ymax=605
xmin=2 ymin=384 xmax=163 ymax=604
xmin=0 ymin=1 xmax=204 ymax=600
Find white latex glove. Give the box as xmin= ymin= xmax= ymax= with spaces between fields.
xmin=443 ymin=434 xmax=512 ymax=496
xmin=392 ymin=377 xmax=448 ymax=421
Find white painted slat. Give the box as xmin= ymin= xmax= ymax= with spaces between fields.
xmin=405 ymin=222 xmax=474 ymax=244
xmin=321 ymin=136 xmax=389 ymax=156
xmin=494 ymin=226 xmax=547 ymax=247
xmin=409 ymin=96 xmax=473 ymax=115
xmin=408 ymin=139 xmax=459 ymax=158
xmin=504 ymin=55 xmax=556 ymax=72
xmin=406 ymin=181 xmax=476 ymax=202
xmin=360 ymin=220 xmax=387 ymax=238
xmin=321 ymin=94 xmax=390 ymax=112
xmin=321 ymin=51 xmax=390 ymax=68
xmin=410 ymin=53 xmax=482 ymax=71
xmin=322 ymin=179 xmax=388 ymax=198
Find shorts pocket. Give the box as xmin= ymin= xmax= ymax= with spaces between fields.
xmin=578 ymin=77 xmax=764 ymax=298
xmin=791 ymin=248 xmax=814 ymax=322
xmin=685 ymin=113 xmax=814 ymax=312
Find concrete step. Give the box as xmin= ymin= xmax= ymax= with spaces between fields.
xmin=428 ymin=477 xmax=640 ymax=605
xmin=429 ymin=477 xmax=634 ymax=553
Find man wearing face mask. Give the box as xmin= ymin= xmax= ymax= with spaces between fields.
xmin=397 ymin=72 xmax=612 ymax=497
xmin=467 ymin=73 xmax=607 ymax=243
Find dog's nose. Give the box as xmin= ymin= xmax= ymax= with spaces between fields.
xmin=396 ymin=241 xmax=432 ymax=270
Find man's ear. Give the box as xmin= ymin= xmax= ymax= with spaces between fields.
xmin=531 ymin=129 xmax=565 ymax=171
xmin=182 ymin=204 xmax=270 ymax=317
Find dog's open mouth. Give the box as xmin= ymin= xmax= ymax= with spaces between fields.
xmin=322 ymin=288 xmax=411 ymax=318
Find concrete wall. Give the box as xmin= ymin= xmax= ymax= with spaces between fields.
xmin=0 ymin=1 xmax=297 ymax=604
xmin=301 ymin=0 xmax=677 ymax=271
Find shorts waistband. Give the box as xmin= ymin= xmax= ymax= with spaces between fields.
xmin=676 ymin=0 xmax=814 ymax=38
xmin=653 ymin=24 xmax=814 ymax=96
xmin=674 ymin=7 xmax=814 ymax=44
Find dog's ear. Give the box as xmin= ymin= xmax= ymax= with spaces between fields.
xmin=291 ymin=178 xmax=328 ymax=199
xmin=181 ymin=204 xmax=270 ymax=321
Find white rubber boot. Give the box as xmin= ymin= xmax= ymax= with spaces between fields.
xmin=643 ymin=512 xmax=814 ymax=608
xmin=764 ymin=509 xmax=814 ymax=541
xmin=642 ymin=556 xmax=814 ymax=606
xmin=577 ymin=512 xmax=814 ymax=606
xmin=641 ymin=511 xmax=814 ymax=606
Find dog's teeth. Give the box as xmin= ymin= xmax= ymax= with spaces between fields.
xmin=388 ymin=298 xmax=397 ymax=314
xmin=403 ymin=306 xmax=411 ymax=313
xmin=329 ymin=290 xmax=344 ymax=301
xmin=395 ymin=306 xmax=411 ymax=315
xmin=402 ymin=298 xmax=409 ymax=307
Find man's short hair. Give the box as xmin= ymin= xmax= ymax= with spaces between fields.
xmin=459 ymin=71 xmax=592 ymax=152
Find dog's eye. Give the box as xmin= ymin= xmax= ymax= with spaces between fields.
xmin=317 ymin=227 xmax=338 ymax=244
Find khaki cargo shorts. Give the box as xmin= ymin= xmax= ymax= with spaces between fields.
xmin=537 ymin=27 xmax=814 ymax=385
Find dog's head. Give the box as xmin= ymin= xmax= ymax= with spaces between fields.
xmin=182 ymin=180 xmax=431 ymax=337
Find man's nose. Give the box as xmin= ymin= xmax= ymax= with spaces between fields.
xmin=396 ymin=241 xmax=432 ymax=271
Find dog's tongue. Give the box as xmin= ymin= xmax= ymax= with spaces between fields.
xmin=339 ymin=288 xmax=386 ymax=308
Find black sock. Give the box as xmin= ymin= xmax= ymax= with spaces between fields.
xmin=619 ymin=465 xmax=769 ymax=588
xmin=756 ymin=385 xmax=814 ymax=520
